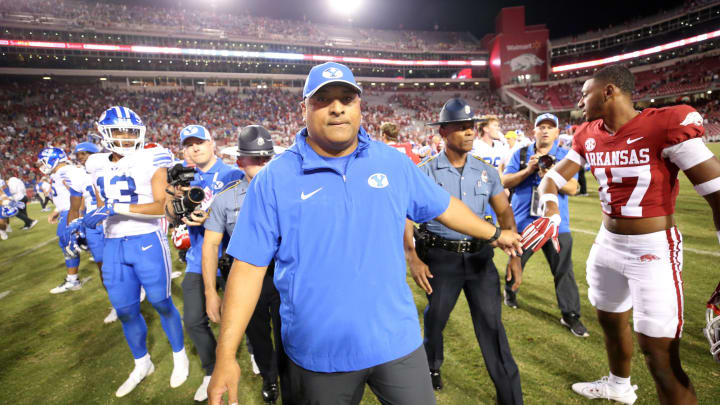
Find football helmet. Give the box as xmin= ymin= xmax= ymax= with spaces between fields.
xmin=172 ymin=224 xmax=191 ymax=250
xmin=37 ymin=147 xmax=68 ymax=175
xmin=1 ymin=199 xmax=19 ymax=218
xmin=74 ymin=141 xmax=100 ymax=154
xmin=97 ymin=106 xmax=146 ymax=156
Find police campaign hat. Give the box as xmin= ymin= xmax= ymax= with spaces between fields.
xmin=237 ymin=125 xmax=275 ymax=157
xmin=427 ymin=98 xmax=480 ymax=126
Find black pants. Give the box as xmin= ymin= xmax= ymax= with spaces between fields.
xmin=423 ymin=246 xmax=523 ymax=405
xmin=504 ymin=233 xmax=581 ymax=317
xmin=288 ymin=345 xmax=435 ymax=405
xmin=181 ymin=272 xmax=218 ymax=375
xmin=578 ymin=166 xmax=587 ymax=194
xmin=15 ymin=196 xmax=34 ymax=227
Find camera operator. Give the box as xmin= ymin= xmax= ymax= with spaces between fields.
xmin=165 ymin=125 xmax=244 ymax=402
xmin=501 ymin=113 xmax=589 ymax=337
xmin=202 ymin=125 xmax=285 ymax=404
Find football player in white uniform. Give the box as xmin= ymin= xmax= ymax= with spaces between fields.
xmin=81 ymin=106 xmax=188 ymax=398
xmin=36 ymin=148 xmax=88 ymax=293
xmin=6 ymin=175 xmax=38 ymax=230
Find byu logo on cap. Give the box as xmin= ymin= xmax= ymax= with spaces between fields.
xmin=183 ymin=126 xmax=199 ymax=136
xmin=368 ymin=173 xmax=389 ymax=189
xmin=322 ymin=67 xmax=343 ymax=79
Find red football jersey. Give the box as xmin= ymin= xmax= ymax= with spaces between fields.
xmin=571 ymin=105 xmax=704 ymax=218
xmin=389 ymin=142 xmax=420 ymax=164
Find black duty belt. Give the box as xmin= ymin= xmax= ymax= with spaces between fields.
xmin=419 ymin=230 xmax=487 ymax=254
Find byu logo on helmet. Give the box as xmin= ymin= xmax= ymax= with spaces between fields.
xmin=368 ymin=173 xmax=389 ymax=189
xmin=322 ymin=67 xmax=343 ymax=79
xmin=37 ymin=147 xmax=68 ymax=175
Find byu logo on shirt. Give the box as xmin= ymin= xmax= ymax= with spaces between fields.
xmin=322 ymin=67 xmax=343 ymax=79
xmin=368 ymin=173 xmax=389 ymax=189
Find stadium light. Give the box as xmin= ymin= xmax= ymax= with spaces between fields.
xmin=328 ymin=0 xmax=363 ymax=16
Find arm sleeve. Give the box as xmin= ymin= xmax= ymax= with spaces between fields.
xmin=204 ymin=193 xmax=227 ymax=234
xmin=570 ymin=124 xmax=588 ymax=165
xmin=225 ymin=168 xmax=279 ymax=266
xmin=406 ymin=158 xmax=451 ymax=223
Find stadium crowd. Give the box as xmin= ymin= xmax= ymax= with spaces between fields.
xmin=0 ymin=0 xmax=478 ymax=52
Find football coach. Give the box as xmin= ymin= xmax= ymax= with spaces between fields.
xmin=208 ymin=62 xmax=523 ymax=405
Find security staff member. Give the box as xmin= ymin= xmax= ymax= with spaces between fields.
xmin=501 ymin=113 xmax=588 ymax=337
xmin=208 ymin=62 xmax=523 ymax=405
xmin=405 ymin=98 xmax=524 ymax=405
xmin=202 ymin=125 xmax=283 ymax=404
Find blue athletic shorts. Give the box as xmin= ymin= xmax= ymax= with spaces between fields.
xmin=102 ymin=230 xmax=173 ymax=308
xmin=85 ymin=225 xmax=104 ymax=263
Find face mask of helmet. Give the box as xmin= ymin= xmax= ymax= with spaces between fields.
xmin=99 ymin=127 xmax=145 ymax=156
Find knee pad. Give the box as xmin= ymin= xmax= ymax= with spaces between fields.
xmin=116 ymin=302 xmax=142 ymax=324
xmin=150 ymin=297 xmax=175 ymax=317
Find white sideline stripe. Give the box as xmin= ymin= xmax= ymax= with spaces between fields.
xmin=570 ymin=227 xmax=719 ymax=257
xmin=0 ymin=237 xmax=58 ymax=267
xmin=0 ymin=290 xmax=10 ymax=300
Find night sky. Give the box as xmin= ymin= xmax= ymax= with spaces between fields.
xmin=122 ymin=0 xmax=687 ymax=40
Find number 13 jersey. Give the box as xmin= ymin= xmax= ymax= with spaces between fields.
xmin=97 ymin=147 xmax=174 ymax=238
xmin=567 ymin=105 xmax=710 ymax=218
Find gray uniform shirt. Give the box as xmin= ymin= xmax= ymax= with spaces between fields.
xmin=204 ymin=178 xmax=249 ymax=237
xmin=419 ymin=151 xmax=503 ymax=240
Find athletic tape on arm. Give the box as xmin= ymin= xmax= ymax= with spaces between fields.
xmin=545 ymin=169 xmax=568 ymax=189
xmin=694 ymin=177 xmax=720 ymax=196
xmin=539 ymin=193 xmax=559 ymax=209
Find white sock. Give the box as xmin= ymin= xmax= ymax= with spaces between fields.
xmin=67 ymin=274 xmax=78 ymax=282
xmin=173 ymin=347 xmax=187 ymax=364
xmin=609 ymin=371 xmax=631 ymax=390
xmin=134 ymin=353 xmax=151 ymax=369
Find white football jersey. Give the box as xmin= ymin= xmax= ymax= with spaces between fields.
xmin=83 ymin=153 xmax=113 ymax=212
xmin=50 ymin=164 xmax=87 ymax=212
xmin=472 ymin=138 xmax=508 ymax=168
xmin=97 ymin=148 xmax=174 ymax=238
xmin=7 ymin=177 xmax=26 ymax=201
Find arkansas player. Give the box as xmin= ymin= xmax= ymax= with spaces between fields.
xmin=521 ymin=65 xmax=720 ymax=405
xmin=380 ymin=122 xmax=420 ymax=164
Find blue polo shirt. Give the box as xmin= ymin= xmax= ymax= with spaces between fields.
xmin=226 ymin=127 xmax=450 ymax=372
xmin=184 ymin=158 xmax=244 ymax=274
xmin=504 ymin=141 xmax=575 ymax=234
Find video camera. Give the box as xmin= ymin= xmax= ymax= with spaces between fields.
xmin=167 ymin=163 xmax=205 ymax=224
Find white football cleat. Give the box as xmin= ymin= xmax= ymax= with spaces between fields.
xmin=104 ymin=308 xmax=118 ymax=324
xmin=170 ymin=349 xmax=189 ymax=388
xmin=50 ymin=278 xmax=82 ymax=294
xmin=194 ymin=375 xmax=212 ymax=402
xmin=23 ymin=220 xmax=38 ymax=230
xmin=0 ymin=230 xmax=7 ymax=240
xmin=116 ymin=360 xmax=155 ymax=397
xmin=251 ymin=354 xmax=260 ymax=375
xmin=572 ymin=376 xmax=638 ymax=404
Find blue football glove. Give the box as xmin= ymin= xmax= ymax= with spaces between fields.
xmin=82 ymin=203 xmax=116 ymax=229
xmin=63 ymin=218 xmax=84 ymax=243
xmin=64 ymin=227 xmax=88 ymax=257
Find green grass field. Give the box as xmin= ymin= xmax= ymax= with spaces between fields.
xmin=2 ymin=145 xmax=720 ymax=404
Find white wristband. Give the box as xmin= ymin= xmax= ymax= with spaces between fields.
xmin=545 ymin=168 xmax=568 ymax=189
xmin=539 ymin=193 xmax=559 ymax=210
xmin=549 ymin=214 xmax=561 ymax=226
xmin=694 ymin=177 xmax=720 ymax=196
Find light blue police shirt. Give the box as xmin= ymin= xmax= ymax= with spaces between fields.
xmin=419 ymin=151 xmax=504 ymax=240
xmin=226 ymin=127 xmax=450 ymax=372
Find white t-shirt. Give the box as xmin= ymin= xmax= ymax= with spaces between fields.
xmin=97 ymin=148 xmax=174 ymax=238
xmin=7 ymin=177 xmax=26 ymax=201
xmin=50 ymin=165 xmax=87 ymax=212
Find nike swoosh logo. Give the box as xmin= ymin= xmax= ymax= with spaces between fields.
xmin=301 ymin=188 xmax=322 ymax=200
xmin=141 ymin=245 xmax=152 ymax=251
xmin=626 ymin=137 xmax=643 ymax=144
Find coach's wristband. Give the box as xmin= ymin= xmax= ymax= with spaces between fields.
xmin=486 ymin=225 xmax=502 ymax=244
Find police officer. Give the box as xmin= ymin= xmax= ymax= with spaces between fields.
xmin=202 ymin=125 xmax=284 ymax=404
xmin=166 ymin=125 xmax=244 ymax=402
xmin=501 ymin=113 xmax=588 ymax=337
xmin=405 ymin=98 xmax=524 ymax=405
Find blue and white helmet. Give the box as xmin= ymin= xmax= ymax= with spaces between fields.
xmin=37 ymin=147 xmax=68 ymax=175
xmin=1 ymin=199 xmax=19 ymax=218
xmin=97 ymin=106 xmax=146 ymax=156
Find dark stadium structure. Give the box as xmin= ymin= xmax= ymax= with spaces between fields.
xmin=1 ymin=0 xmax=719 ymax=183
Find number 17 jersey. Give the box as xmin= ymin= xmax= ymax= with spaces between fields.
xmin=568 ymin=105 xmax=708 ymax=218
xmin=97 ymin=147 xmax=174 ymax=238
